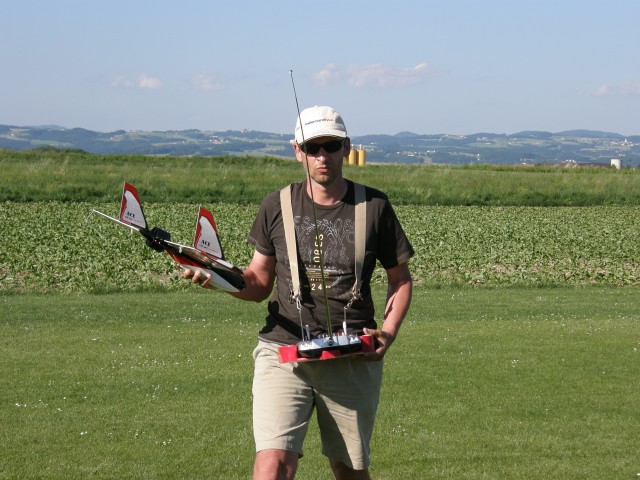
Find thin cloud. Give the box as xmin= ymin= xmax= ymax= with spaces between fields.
xmin=111 ymin=75 xmax=133 ymax=88
xmin=312 ymin=63 xmax=440 ymax=89
xmin=594 ymin=81 xmax=640 ymax=96
xmin=312 ymin=64 xmax=342 ymax=87
xmin=193 ymin=73 xmax=224 ymax=92
xmin=137 ymin=74 xmax=161 ymax=89
xmin=111 ymin=74 xmax=162 ymax=89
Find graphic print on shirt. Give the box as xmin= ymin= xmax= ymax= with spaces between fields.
xmin=294 ymin=214 xmax=355 ymax=299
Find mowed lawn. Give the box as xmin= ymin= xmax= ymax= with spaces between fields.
xmin=1 ymin=286 xmax=639 ymax=479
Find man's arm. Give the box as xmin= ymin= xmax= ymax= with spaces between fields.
xmin=181 ymin=249 xmax=276 ymax=303
xmin=363 ymin=261 xmax=413 ymax=360
xmin=231 ymin=250 xmax=276 ymax=302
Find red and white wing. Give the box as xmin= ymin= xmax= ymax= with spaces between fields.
xmin=194 ymin=206 xmax=224 ymax=259
xmin=120 ymin=182 xmax=147 ymax=229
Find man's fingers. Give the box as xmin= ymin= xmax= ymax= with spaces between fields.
xmin=180 ymin=268 xmax=212 ymax=288
xmin=361 ymin=328 xmax=396 ymax=361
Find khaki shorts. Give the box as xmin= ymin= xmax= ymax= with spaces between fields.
xmin=252 ymin=340 xmax=384 ymax=470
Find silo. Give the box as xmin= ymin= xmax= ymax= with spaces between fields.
xmin=357 ymin=149 xmax=366 ymax=167
xmin=348 ymin=149 xmax=358 ymax=166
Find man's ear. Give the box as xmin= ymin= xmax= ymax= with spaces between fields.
xmin=343 ymin=137 xmax=351 ymax=157
xmin=293 ymin=143 xmax=304 ymax=164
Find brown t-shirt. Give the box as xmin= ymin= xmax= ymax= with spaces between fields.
xmin=248 ymin=180 xmax=414 ymax=345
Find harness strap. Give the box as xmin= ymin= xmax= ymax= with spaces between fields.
xmin=280 ymin=185 xmax=300 ymax=305
xmin=352 ymin=183 xmax=366 ymax=302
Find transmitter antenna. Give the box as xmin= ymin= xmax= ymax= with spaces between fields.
xmin=289 ymin=70 xmax=334 ymax=340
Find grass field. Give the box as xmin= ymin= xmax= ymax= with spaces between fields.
xmin=2 ymin=287 xmax=639 ymax=479
xmin=3 ymin=148 xmax=640 ymax=206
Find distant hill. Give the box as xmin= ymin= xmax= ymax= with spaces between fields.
xmin=393 ymin=131 xmax=421 ymax=138
xmin=510 ymin=131 xmax=554 ymax=139
xmin=1 ymin=124 xmax=638 ymax=167
xmin=28 ymin=124 xmax=66 ymax=130
xmin=555 ymin=129 xmax=625 ymax=139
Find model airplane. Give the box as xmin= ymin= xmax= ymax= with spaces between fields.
xmin=91 ymin=182 xmax=245 ymax=292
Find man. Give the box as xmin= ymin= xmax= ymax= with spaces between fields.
xmin=185 ymin=105 xmax=413 ymax=479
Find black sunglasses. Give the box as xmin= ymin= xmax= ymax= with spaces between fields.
xmin=298 ymin=139 xmax=345 ymax=155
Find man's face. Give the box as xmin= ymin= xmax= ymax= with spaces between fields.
xmin=294 ymin=136 xmax=351 ymax=188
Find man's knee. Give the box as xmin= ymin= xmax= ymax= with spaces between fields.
xmin=254 ymin=449 xmax=299 ymax=480
xmin=329 ymin=459 xmax=371 ymax=480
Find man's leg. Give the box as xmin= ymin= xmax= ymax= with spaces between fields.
xmin=254 ymin=449 xmax=299 ymax=480
xmin=315 ymin=359 xmax=384 ymax=472
xmin=252 ymin=342 xmax=315 ymax=478
xmin=329 ymin=459 xmax=371 ymax=480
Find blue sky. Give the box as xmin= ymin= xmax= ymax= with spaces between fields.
xmin=2 ymin=0 xmax=639 ymax=136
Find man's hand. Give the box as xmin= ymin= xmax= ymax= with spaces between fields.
xmin=180 ymin=268 xmax=216 ymax=289
xmin=358 ymin=262 xmax=412 ymax=362
xmin=360 ymin=328 xmax=395 ymax=361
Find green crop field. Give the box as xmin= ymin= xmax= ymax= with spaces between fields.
xmin=2 ymin=202 xmax=640 ymax=293
xmin=1 ymin=149 xmax=640 ymax=478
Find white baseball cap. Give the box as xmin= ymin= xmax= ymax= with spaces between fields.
xmin=294 ymin=105 xmax=347 ymax=144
